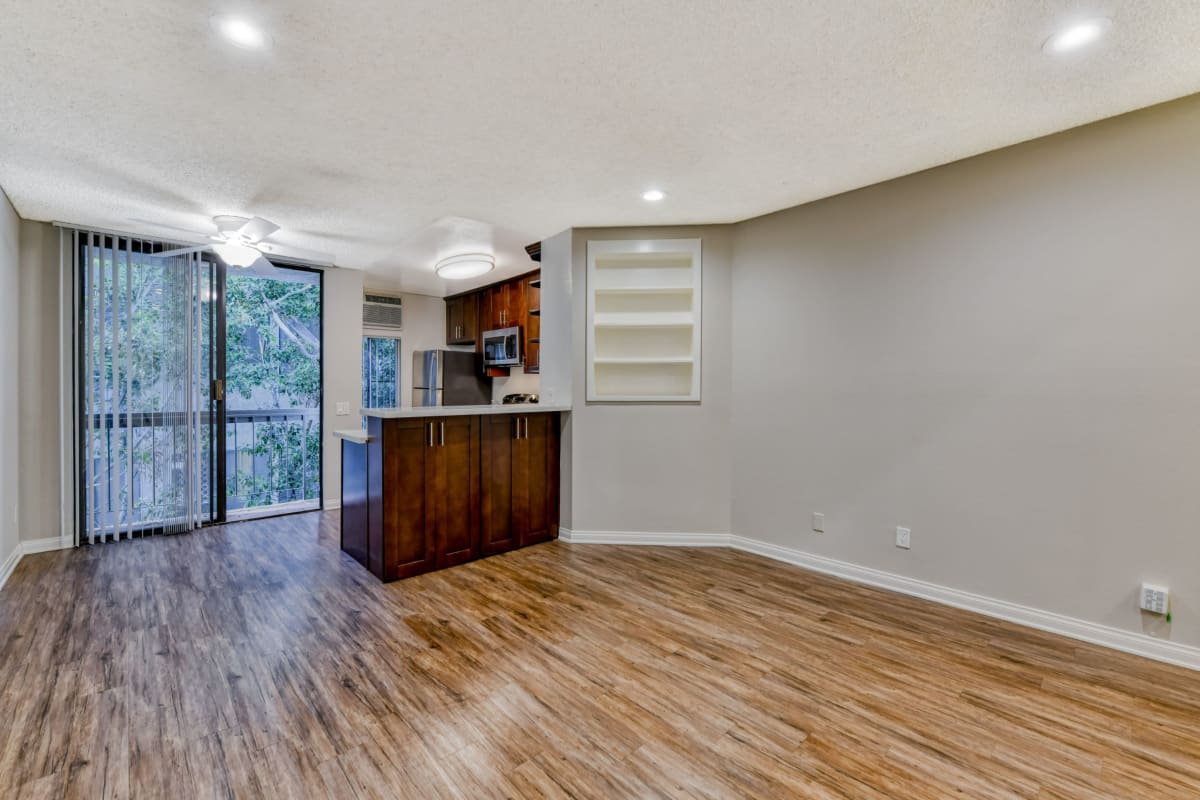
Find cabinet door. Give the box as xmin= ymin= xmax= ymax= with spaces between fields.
xmin=446 ymin=294 xmax=479 ymax=345
xmin=481 ymin=284 xmax=505 ymax=330
xmin=479 ymin=414 xmax=517 ymax=555
xmin=382 ymin=419 xmax=437 ymax=579
xmin=430 ymin=415 xmax=480 ymax=567
xmin=523 ymin=275 xmax=540 ymax=373
xmin=460 ymin=293 xmax=479 ymax=343
xmin=514 ymin=413 xmax=559 ymax=547
xmin=445 ymin=296 xmax=461 ymax=343
xmin=507 ymin=278 xmax=527 ymax=334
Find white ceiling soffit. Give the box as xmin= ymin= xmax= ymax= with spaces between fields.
xmin=3 ymin=1 xmax=1200 ymax=296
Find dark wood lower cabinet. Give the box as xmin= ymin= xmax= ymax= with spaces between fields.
xmin=480 ymin=416 xmax=517 ymax=555
xmin=431 ymin=416 xmax=479 ymax=567
xmin=513 ymin=413 xmax=559 ymax=547
xmin=355 ymin=412 xmax=558 ymax=581
xmin=481 ymin=413 xmax=561 ymax=554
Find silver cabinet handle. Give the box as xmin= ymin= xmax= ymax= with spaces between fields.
xmin=513 ymin=417 xmax=519 ymax=440
xmin=439 ymin=421 xmax=445 ymax=446
xmin=427 ymin=422 xmax=433 ymax=447
xmin=521 ymin=417 xmax=528 ymax=439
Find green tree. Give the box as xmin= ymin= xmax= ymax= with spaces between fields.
xmin=225 ymin=272 xmax=322 ymax=509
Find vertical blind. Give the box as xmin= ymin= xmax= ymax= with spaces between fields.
xmin=76 ymin=230 xmax=215 ymax=542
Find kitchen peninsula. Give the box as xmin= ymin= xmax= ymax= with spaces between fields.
xmin=335 ymin=404 xmax=568 ymax=581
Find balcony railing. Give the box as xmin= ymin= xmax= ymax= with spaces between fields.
xmin=226 ymin=408 xmax=321 ymax=515
xmin=83 ymin=407 xmax=320 ymax=529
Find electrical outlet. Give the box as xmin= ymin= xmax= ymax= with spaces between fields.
xmin=895 ymin=526 xmax=911 ymax=549
xmin=335 ymin=401 xmax=351 ymax=416
xmin=811 ymin=512 xmax=825 ymax=533
xmin=1140 ymin=583 xmax=1169 ymax=615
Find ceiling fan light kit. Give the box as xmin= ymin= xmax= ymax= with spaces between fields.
xmin=152 ymin=215 xmax=329 ymax=269
xmin=211 ymin=241 xmax=262 ymax=268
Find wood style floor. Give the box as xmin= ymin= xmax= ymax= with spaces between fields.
xmin=1 ymin=513 xmax=1198 ymax=799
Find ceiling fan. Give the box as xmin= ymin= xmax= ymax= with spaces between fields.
xmin=157 ymin=215 xmax=330 ymax=268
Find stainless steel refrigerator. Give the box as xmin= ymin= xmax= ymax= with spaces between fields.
xmin=412 ymin=350 xmax=491 ymax=407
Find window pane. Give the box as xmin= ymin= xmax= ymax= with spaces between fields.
xmin=362 ymin=337 xmax=400 ymax=408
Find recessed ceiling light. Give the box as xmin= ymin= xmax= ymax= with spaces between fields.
xmin=435 ymin=253 xmax=495 ymax=280
xmin=641 ymin=189 xmax=666 ymax=202
xmin=211 ymin=15 xmax=271 ymax=50
xmin=1042 ymin=17 xmax=1111 ymax=55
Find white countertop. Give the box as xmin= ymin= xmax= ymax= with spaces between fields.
xmin=360 ymin=403 xmax=571 ymax=419
xmin=333 ymin=428 xmax=372 ymax=444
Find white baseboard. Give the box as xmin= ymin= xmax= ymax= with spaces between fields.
xmin=558 ymin=527 xmax=728 ymax=547
xmin=559 ymin=528 xmax=1200 ymax=672
xmin=0 ymin=544 xmax=21 ymax=592
xmin=0 ymin=536 xmax=73 ymax=592
xmin=22 ymin=536 xmax=73 ymax=555
xmin=324 ymin=500 xmax=341 ymax=511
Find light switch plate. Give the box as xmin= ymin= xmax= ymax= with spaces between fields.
xmin=812 ymin=512 xmax=825 ymax=533
xmin=1140 ymin=583 xmax=1169 ymax=615
xmin=335 ymin=401 xmax=351 ymax=416
xmin=895 ymin=526 xmax=911 ymax=549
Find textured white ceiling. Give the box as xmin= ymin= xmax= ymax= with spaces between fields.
xmin=3 ymin=1 xmax=1200 ymax=295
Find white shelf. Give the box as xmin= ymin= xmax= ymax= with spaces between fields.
xmin=586 ymin=239 xmax=702 ymax=403
xmin=593 ymin=286 xmax=694 ymax=295
xmin=592 ymin=356 xmax=694 ymax=365
xmin=592 ymin=311 xmax=694 ymax=328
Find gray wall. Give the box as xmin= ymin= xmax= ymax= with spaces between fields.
xmin=568 ymin=225 xmax=733 ymax=534
xmin=731 ymin=96 xmax=1200 ymax=647
xmin=321 ymin=266 xmax=365 ymax=509
xmin=0 ymin=189 xmax=20 ymax=565
xmin=18 ymin=221 xmax=63 ymax=543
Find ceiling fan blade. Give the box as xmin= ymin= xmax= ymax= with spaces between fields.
xmin=155 ymin=244 xmax=211 ymax=258
xmin=257 ymin=241 xmax=335 ymax=265
xmin=237 ymin=216 xmax=280 ymax=243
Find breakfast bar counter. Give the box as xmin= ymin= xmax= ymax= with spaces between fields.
xmin=338 ymin=406 xmax=563 ymax=581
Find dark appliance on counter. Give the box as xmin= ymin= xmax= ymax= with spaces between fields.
xmin=482 ymin=326 xmax=522 ymax=368
xmin=502 ymin=393 xmax=539 ymax=404
xmin=412 ymin=350 xmax=491 ymax=407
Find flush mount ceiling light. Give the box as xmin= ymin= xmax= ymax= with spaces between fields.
xmin=1042 ymin=17 xmax=1112 ymax=55
xmin=641 ymin=189 xmax=666 ymax=202
xmin=435 ymin=253 xmax=495 ymax=280
xmin=210 ymin=15 xmax=271 ymax=50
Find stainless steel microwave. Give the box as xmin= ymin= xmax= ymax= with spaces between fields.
xmin=482 ymin=326 xmax=522 ymax=368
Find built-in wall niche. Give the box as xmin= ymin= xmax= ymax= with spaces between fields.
xmin=586 ymin=239 xmax=702 ymax=402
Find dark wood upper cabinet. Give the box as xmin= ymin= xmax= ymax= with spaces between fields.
xmin=445 ymin=293 xmax=478 ymax=345
xmin=449 ymin=270 xmax=541 ymax=375
xmin=523 ymin=275 xmax=541 ymax=373
xmin=462 ymin=271 xmax=537 ymax=335
xmin=481 ymin=280 xmax=521 ymax=331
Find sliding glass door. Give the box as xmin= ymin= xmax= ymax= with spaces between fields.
xmin=77 ymin=234 xmax=218 ymax=541
xmin=222 ymin=261 xmax=322 ymax=519
xmin=76 ymin=233 xmax=322 ymax=541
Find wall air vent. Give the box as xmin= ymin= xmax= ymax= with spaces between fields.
xmin=363 ymin=292 xmax=403 ymax=330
